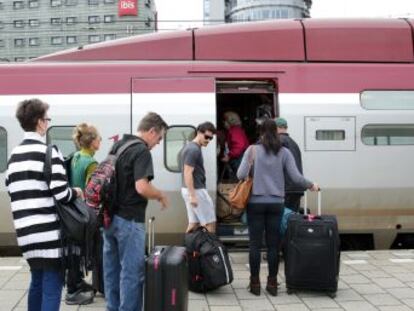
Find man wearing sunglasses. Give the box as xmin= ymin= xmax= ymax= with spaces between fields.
xmin=181 ymin=121 xmax=217 ymax=233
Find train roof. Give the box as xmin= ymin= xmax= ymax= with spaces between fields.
xmin=34 ymin=18 xmax=414 ymax=63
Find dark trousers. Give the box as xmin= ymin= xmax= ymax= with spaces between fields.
xmin=284 ymin=193 xmax=303 ymax=213
xmin=28 ymin=269 xmax=63 ymax=311
xmin=247 ymin=202 xmax=283 ymax=278
xmin=66 ymin=255 xmax=83 ymax=294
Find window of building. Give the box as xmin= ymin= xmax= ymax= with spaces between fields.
xmin=65 ymin=0 xmax=77 ymax=5
xmin=15 ymin=57 xmax=25 ymax=62
xmin=51 ymin=0 xmax=62 ymax=7
xmin=29 ymin=0 xmax=39 ymax=8
xmin=47 ymin=127 xmax=76 ymax=158
xmin=51 ymin=17 xmax=62 ymax=25
xmin=51 ymin=36 xmax=63 ymax=45
xmin=104 ymin=0 xmax=115 ymax=3
xmin=88 ymin=0 xmax=99 ymax=5
xmin=14 ymin=20 xmax=25 ymax=28
xmin=29 ymin=37 xmax=40 ymax=46
xmin=14 ymin=38 xmax=25 ymax=47
xmin=164 ymin=126 xmax=195 ymax=172
xmin=13 ymin=1 xmax=24 ymax=9
xmin=0 ymin=2 xmax=4 ymax=10
xmin=29 ymin=19 xmax=40 ymax=27
xmin=66 ymin=17 xmax=77 ymax=25
xmin=104 ymin=15 xmax=115 ymax=23
xmin=361 ymin=91 xmax=414 ymax=110
xmin=362 ymin=124 xmax=414 ymax=146
xmin=89 ymin=35 xmax=101 ymax=43
xmin=145 ymin=0 xmax=151 ymax=7
xmin=104 ymin=34 xmax=116 ymax=41
xmin=145 ymin=17 xmax=152 ymax=27
xmin=66 ymin=36 xmax=77 ymax=44
xmin=0 ymin=21 xmax=3 ymax=29
xmin=0 ymin=127 xmax=6 ymax=173
xmin=88 ymin=16 xmax=100 ymax=24
xmin=0 ymin=40 xmax=5 ymax=47
xmin=315 ymin=130 xmax=345 ymax=141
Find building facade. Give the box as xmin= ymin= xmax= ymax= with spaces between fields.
xmin=0 ymin=0 xmax=156 ymax=62
xmin=204 ymin=0 xmax=312 ymax=25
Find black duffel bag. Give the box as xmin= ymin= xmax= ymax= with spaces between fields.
xmin=44 ymin=145 xmax=97 ymax=243
xmin=185 ymin=227 xmax=233 ymax=292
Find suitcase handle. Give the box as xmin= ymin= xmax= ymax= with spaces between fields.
xmin=148 ymin=216 xmax=155 ymax=255
xmin=303 ymin=189 xmax=322 ymax=216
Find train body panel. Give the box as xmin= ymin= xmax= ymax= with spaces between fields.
xmin=1 ymin=19 xmax=414 ymax=249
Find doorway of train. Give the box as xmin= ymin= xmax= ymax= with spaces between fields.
xmin=215 ymin=80 xmax=278 ymax=247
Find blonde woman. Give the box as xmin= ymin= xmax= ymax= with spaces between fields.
xmin=65 ymin=123 xmax=101 ymax=305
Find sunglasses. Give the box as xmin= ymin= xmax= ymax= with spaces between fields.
xmin=204 ymin=134 xmax=214 ymax=141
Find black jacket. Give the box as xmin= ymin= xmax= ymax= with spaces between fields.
xmin=279 ymin=133 xmax=305 ymax=194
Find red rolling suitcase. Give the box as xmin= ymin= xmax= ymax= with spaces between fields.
xmin=284 ymin=191 xmax=340 ymax=298
xmin=144 ymin=217 xmax=188 ymax=311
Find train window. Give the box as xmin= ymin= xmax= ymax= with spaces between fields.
xmin=361 ymin=91 xmax=414 ymax=110
xmin=361 ymin=124 xmax=414 ymax=146
xmin=0 ymin=127 xmax=6 ymax=173
xmin=315 ymin=130 xmax=345 ymax=141
xmin=47 ymin=126 xmax=77 ymax=158
xmin=164 ymin=126 xmax=195 ymax=172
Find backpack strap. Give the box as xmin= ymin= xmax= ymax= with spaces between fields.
xmin=114 ymin=139 xmax=143 ymax=160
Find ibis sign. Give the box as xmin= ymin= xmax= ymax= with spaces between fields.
xmin=118 ymin=0 xmax=138 ymax=16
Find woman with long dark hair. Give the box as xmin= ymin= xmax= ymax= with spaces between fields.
xmin=237 ymin=119 xmax=319 ymax=296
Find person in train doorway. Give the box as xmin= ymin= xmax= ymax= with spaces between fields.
xmin=237 ymin=119 xmax=319 ymax=297
xmin=103 ymin=112 xmax=169 ymax=311
xmin=5 ymin=98 xmax=84 ymax=311
xmin=181 ymin=122 xmax=217 ymax=233
xmin=65 ymin=123 xmax=102 ymax=305
xmin=275 ymin=117 xmax=305 ymax=213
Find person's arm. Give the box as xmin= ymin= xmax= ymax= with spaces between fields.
xmin=183 ymin=164 xmax=198 ymax=207
xmin=135 ymin=178 xmax=168 ymax=209
xmin=84 ymin=162 xmax=97 ymax=187
xmin=236 ymin=146 xmax=252 ymax=180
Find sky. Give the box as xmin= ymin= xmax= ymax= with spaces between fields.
xmin=154 ymin=0 xmax=414 ymax=31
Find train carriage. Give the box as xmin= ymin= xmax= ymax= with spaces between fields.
xmin=1 ymin=18 xmax=414 ymax=252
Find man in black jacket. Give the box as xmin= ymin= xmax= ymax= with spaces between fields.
xmin=276 ymin=117 xmax=305 ymax=212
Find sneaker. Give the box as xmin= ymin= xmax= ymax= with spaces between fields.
xmin=78 ymin=280 xmax=94 ymax=293
xmin=65 ymin=289 xmax=94 ymax=305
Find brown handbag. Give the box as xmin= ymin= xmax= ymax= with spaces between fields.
xmin=228 ymin=147 xmax=255 ymax=210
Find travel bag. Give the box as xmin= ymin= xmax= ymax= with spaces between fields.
xmin=284 ymin=190 xmax=340 ymax=298
xmin=144 ymin=217 xmax=188 ymax=311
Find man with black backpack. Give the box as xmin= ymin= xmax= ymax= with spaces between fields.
xmin=103 ymin=112 xmax=169 ymax=311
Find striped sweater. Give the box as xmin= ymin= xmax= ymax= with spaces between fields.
xmin=5 ymin=132 xmax=76 ymax=270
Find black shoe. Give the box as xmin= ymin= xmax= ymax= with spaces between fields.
xmin=65 ymin=289 xmax=94 ymax=305
xmin=78 ymin=280 xmax=94 ymax=293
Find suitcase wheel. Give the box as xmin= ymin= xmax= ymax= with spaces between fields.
xmin=327 ymin=292 xmax=336 ymax=299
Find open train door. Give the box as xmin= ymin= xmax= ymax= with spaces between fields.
xmin=132 ymin=77 xmax=216 ymax=243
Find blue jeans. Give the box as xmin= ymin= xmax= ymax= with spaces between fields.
xmin=103 ymin=215 xmax=145 ymax=311
xmin=28 ymin=269 xmax=63 ymax=311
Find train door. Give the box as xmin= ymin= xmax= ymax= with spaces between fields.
xmin=131 ymin=78 xmax=216 ymax=243
xmin=215 ymin=80 xmax=278 ymax=243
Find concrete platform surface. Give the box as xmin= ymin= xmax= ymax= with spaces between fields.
xmin=1 ymin=250 xmax=414 ymax=310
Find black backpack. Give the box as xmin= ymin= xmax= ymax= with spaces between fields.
xmin=185 ymin=227 xmax=233 ymax=292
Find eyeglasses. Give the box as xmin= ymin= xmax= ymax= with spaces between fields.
xmin=204 ymin=134 xmax=214 ymax=141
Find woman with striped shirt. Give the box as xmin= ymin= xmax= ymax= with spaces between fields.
xmin=5 ymin=98 xmax=82 ymax=311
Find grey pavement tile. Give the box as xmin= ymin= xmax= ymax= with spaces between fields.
xmin=341 ymin=274 xmax=371 ymax=285
xmin=382 ymin=266 xmax=409 ymax=274
xmin=339 ymin=301 xmax=378 ymax=311
xmin=391 ymin=251 xmax=414 ymax=258
xmin=206 ymin=293 xmax=240 ymax=306
xmin=349 ymin=264 xmax=379 ymax=272
xmin=210 ymin=307 xmax=243 ymax=311
xmin=79 ymin=296 xmax=106 ymax=309
xmin=387 ymin=287 xmax=414 ymax=300
xmin=0 ymin=289 xmax=26 ymax=306
xmin=373 ymin=278 xmax=406 ymax=289
xmin=212 ymin=285 xmax=235 ymax=295
xmin=59 ymin=303 xmax=80 ymax=311
xmin=231 ymin=279 xmax=250 ymax=289
xmin=401 ymin=298 xmax=414 ymax=308
xmin=190 ymin=291 xmax=207 ymax=300
xmin=274 ymin=303 xmax=309 ymax=311
xmin=333 ymin=289 xmax=364 ymax=302
xmin=347 ymin=252 xmax=372 ymax=259
xmin=363 ymin=293 xmax=401 ymax=306
xmin=188 ymin=299 xmax=210 ymax=311
xmin=360 ymin=270 xmax=392 ymax=278
xmin=378 ymin=306 xmax=413 ymax=311
xmin=337 ymin=281 xmax=350 ymax=290
xmin=301 ymin=296 xmax=340 ymax=309
xmin=311 ymin=309 xmax=344 ymax=311
xmin=230 ymin=253 xmax=249 ymax=264
xmin=233 ymin=264 xmax=249 ymax=271
xmin=239 ymin=298 xmax=275 ymax=311
xmin=234 ymin=288 xmax=265 ymax=300
xmin=267 ymin=292 xmax=302 ymax=305
xmin=404 ymin=282 xmax=414 ymax=289
xmin=390 ymin=272 xmax=414 ymax=282
xmin=351 ymin=284 xmax=386 ymax=295
xmin=3 ymin=280 xmax=30 ymax=290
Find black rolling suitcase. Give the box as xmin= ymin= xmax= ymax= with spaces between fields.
xmin=284 ymin=191 xmax=340 ymax=297
xmin=144 ymin=217 xmax=188 ymax=311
